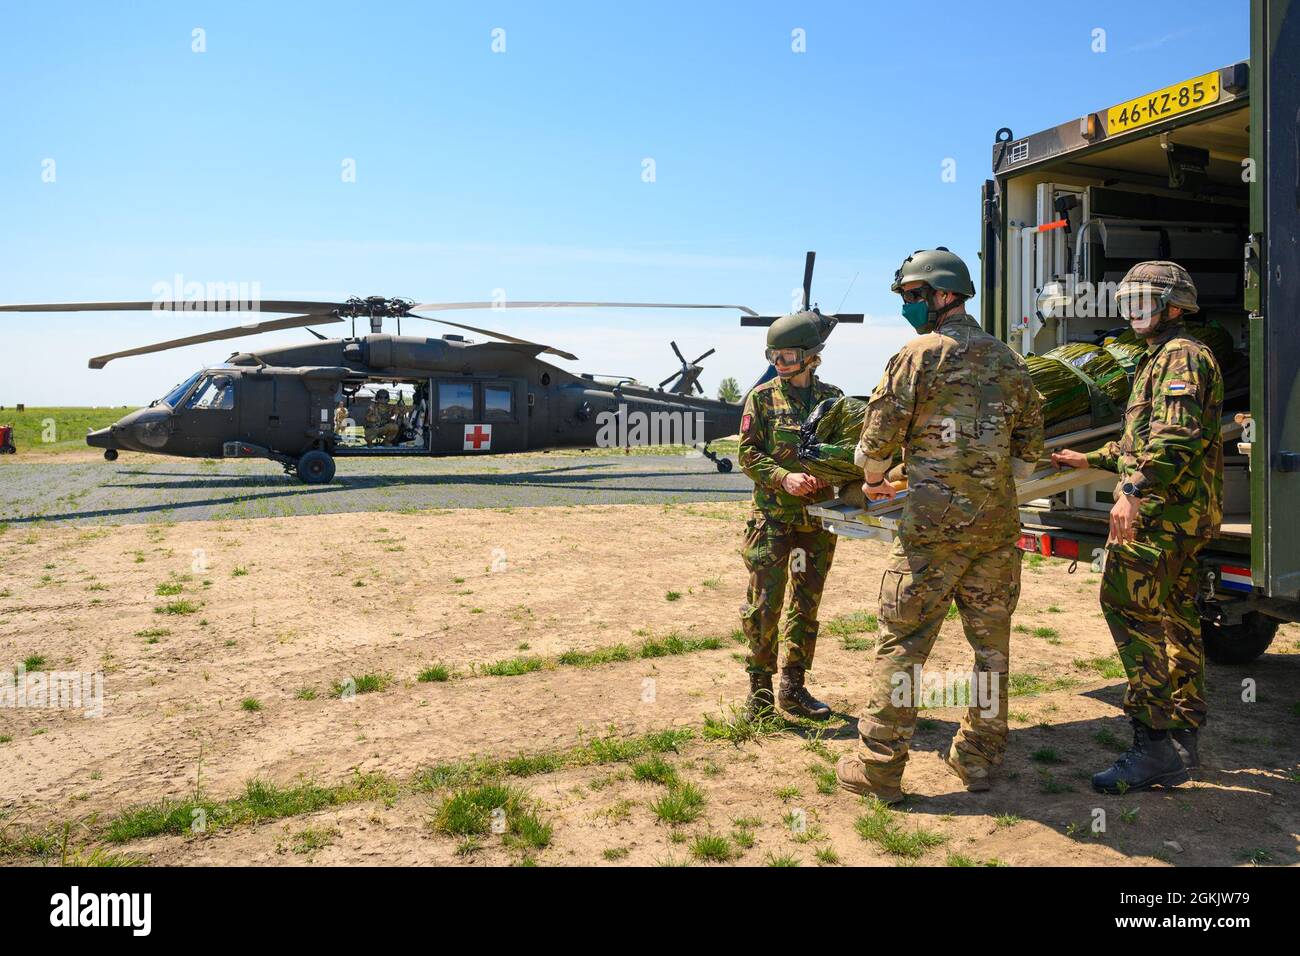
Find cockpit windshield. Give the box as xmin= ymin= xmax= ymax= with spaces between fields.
xmin=158 ymin=371 xmax=203 ymax=408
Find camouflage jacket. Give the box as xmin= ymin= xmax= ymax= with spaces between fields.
xmin=1085 ymin=322 xmax=1223 ymax=539
xmin=855 ymin=313 xmax=1044 ymax=549
xmin=740 ymin=374 xmax=844 ymax=524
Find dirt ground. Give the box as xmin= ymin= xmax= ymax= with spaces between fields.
xmin=0 ymin=502 xmax=1296 ymax=867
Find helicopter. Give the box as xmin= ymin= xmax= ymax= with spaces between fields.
xmin=0 ymin=252 xmax=861 ymax=483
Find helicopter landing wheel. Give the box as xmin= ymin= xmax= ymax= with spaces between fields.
xmin=103 ymin=449 xmax=118 ymax=461
xmin=296 ymin=450 xmax=336 ymax=484
xmin=715 ymin=457 xmax=733 ymax=474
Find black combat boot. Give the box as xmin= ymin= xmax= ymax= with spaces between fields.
xmin=1170 ymin=727 xmax=1200 ymax=771
xmin=1091 ymin=720 xmax=1189 ymax=794
xmin=745 ymin=672 xmax=775 ymax=722
xmin=778 ymin=665 xmax=832 ymax=721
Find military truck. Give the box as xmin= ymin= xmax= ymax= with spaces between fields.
xmin=979 ymin=0 xmax=1299 ymax=664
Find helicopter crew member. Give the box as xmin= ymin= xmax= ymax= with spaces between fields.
xmin=836 ymin=248 xmax=1043 ymax=803
xmin=334 ymin=400 xmax=350 ymax=437
xmin=1053 ymin=261 xmax=1222 ymax=794
xmin=738 ymin=310 xmax=843 ymax=722
xmin=365 ymin=389 xmax=400 ymax=445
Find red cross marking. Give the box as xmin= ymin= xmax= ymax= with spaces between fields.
xmin=464 ymin=424 xmax=491 ymax=449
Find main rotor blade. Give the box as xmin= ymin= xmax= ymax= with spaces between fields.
xmin=1 ymin=299 xmax=344 ymax=314
xmin=87 ymin=313 xmax=343 ymax=369
xmin=407 ymin=313 xmax=578 ymax=362
xmin=802 ymin=251 xmax=815 ymax=311
xmin=410 ymin=300 xmax=759 ymax=317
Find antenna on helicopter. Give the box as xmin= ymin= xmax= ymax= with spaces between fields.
xmin=741 ymin=251 xmax=865 ymax=391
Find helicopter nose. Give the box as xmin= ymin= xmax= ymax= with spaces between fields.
xmin=85 ymin=427 xmax=115 ymax=449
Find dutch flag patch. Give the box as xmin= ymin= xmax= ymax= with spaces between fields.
xmin=1220 ymin=566 xmax=1253 ymax=593
xmin=1166 ymin=380 xmax=1190 ymax=395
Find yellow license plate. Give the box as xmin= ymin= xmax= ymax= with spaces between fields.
xmin=1106 ymin=71 xmax=1221 ymax=134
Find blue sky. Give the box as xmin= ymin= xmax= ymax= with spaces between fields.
xmin=0 ymin=0 xmax=1249 ymax=406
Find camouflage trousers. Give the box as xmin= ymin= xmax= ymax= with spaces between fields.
xmin=741 ymin=513 xmax=837 ymax=675
xmin=853 ymin=539 xmax=1021 ymax=788
xmin=1100 ymin=530 xmax=1207 ymax=730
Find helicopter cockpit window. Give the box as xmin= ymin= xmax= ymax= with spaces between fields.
xmin=160 ymin=371 xmax=203 ymax=408
xmin=438 ymin=381 xmax=474 ymax=421
xmin=483 ymin=385 xmax=513 ymax=422
xmin=187 ymin=376 xmax=235 ymax=411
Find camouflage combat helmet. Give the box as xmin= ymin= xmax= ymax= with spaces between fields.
xmin=374 ymin=388 xmax=390 ymax=402
xmin=766 ymin=310 xmax=825 ymax=352
xmin=890 ymin=247 xmax=976 ymax=297
xmin=1116 ymin=260 xmax=1199 ymax=315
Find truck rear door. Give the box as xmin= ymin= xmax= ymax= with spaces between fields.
xmin=1250 ymin=0 xmax=1300 ymax=598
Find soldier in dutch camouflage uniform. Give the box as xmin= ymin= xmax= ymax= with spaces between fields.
xmin=836 ymin=248 xmax=1044 ymax=803
xmin=739 ymin=311 xmax=844 ymax=721
xmin=1053 ymin=261 xmax=1222 ymax=793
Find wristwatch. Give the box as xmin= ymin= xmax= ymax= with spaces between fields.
xmin=1121 ymin=481 xmax=1144 ymax=499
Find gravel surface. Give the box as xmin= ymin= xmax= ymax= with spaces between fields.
xmin=0 ymin=451 xmax=752 ymax=526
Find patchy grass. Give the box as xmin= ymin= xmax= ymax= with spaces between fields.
xmin=329 ymin=673 xmax=392 ymax=697
xmin=103 ymin=773 xmax=397 ymax=844
xmin=1073 ymin=655 xmax=1126 ymax=680
xmin=154 ymin=600 xmax=201 ymax=616
xmin=1008 ymin=673 xmax=1079 ymax=698
xmin=689 ymin=832 xmax=733 ymax=863
xmin=479 ymin=656 xmax=546 ymax=677
xmin=631 ymin=756 xmax=679 ymax=787
xmin=650 ymin=783 xmax=705 ymax=826
xmin=430 ymin=783 xmax=544 ymax=848
xmin=418 ymin=664 xmax=452 ymax=683
xmin=701 ymin=703 xmax=788 ymax=745
xmin=854 ymin=797 xmax=947 ymax=860
xmin=558 ymin=645 xmax=633 ymax=667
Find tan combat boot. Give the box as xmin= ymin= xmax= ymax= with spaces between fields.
xmin=835 ymin=754 xmax=903 ymax=805
xmin=944 ymin=743 xmax=991 ymax=792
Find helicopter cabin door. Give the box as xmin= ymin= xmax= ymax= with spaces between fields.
xmin=177 ymin=371 xmax=237 ymax=455
xmin=429 ymin=378 xmax=528 ymax=456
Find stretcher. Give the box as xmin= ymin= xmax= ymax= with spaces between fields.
xmin=807 ymin=415 xmax=1244 ymax=543
xmin=807 ymin=466 xmax=1113 ymax=543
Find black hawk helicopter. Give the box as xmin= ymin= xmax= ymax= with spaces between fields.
xmin=0 ymin=252 xmax=861 ymax=483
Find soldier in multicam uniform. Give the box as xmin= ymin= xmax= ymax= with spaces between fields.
xmin=836 ymin=248 xmax=1044 ymax=804
xmin=738 ymin=311 xmax=844 ymax=721
xmin=365 ymin=389 xmax=400 ymax=445
xmin=1053 ymin=261 xmax=1222 ymax=794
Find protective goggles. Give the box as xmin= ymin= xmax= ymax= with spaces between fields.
xmin=1116 ymin=289 xmax=1170 ymax=321
xmin=765 ymin=346 xmax=819 ymax=366
xmin=899 ymin=284 xmax=934 ymax=304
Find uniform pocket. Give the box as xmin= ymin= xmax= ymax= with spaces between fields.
xmin=879 ymin=555 xmax=931 ymax=623
xmin=742 ymin=514 xmax=781 ymax=571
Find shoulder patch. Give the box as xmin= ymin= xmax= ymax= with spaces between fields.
xmin=1165 ymin=380 xmax=1195 ymax=397
xmin=741 ymin=413 xmax=753 ymax=434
